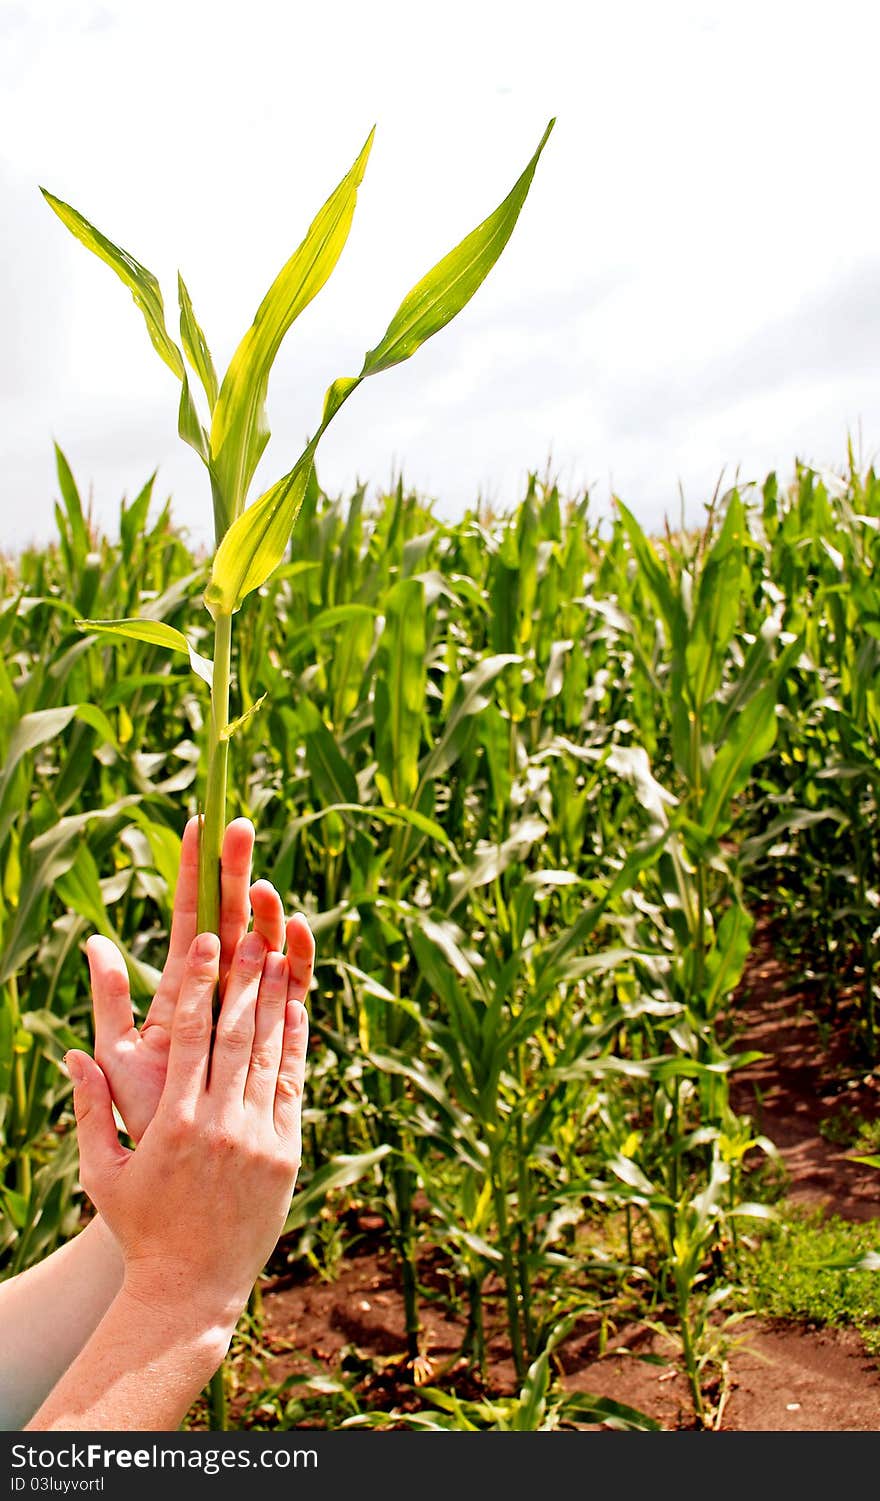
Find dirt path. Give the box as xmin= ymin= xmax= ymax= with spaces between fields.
xmin=235 ymin=925 xmax=880 ymax=1431
xmin=728 ymin=920 xmax=880 ymax=1221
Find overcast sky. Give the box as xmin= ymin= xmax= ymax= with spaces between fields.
xmin=3 ymin=0 xmax=880 ymax=550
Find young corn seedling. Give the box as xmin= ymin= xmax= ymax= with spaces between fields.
xmin=43 ymin=120 xmax=554 ymax=1427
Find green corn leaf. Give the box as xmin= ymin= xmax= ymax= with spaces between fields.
xmin=208 ymin=130 xmax=375 ymax=535
xmin=54 ymin=444 xmax=90 ymax=564
xmin=41 ymin=190 xmax=212 ymax=470
xmin=127 ymin=809 xmax=183 ymax=894
xmin=219 ymin=694 xmax=267 ymax=742
xmin=448 ymin=815 xmax=548 ymax=913
xmin=561 ymin=1395 xmax=661 ymax=1433
xmin=362 ymin=119 xmax=555 ymax=375
xmin=68 ymin=703 xmax=120 ymax=751
xmin=281 ymin=801 xmax=452 ymax=850
xmin=686 ymin=492 xmax=746 ymax=711
xmin=205 ymin=451 xmax=315 ymax=618
xmin=76 ymin=617 xmax=213 ymax=686
xmin=331 ymin=609 xmax=378 ymax=726
xmin=177 ymin=372 xmax=210 ymax=464
xmin=284 ymin=1146 xmax=391 ymax=1233
xmin=0 ymin=707 xmax=78 ymax=808
xmin=615 ymin=500 xmax=683 ymax=650
xmin=178 ymin=272 xmax=219 ymax=412
xmin=285 ymin=603 xmax=379 ymax=654
xmin=205 ymin=122 xmax=554 ymax=615
xmin=374 ymin=578 xmax=426 ymax=807
xmin=0 ymin=797 xmax=140 ymax=987
xmin=0 ymin=704 xmax=117 ymax=811
xmin=420 ymin=653 xmax=521 ymax=783
xmin=55 ymin=842 xmax=158 ymax=999
xmin=700 ymin=682 xmax=779 ymax=837
xmin=300 ymin=700 xmax=359 ymax=806
xmin=41 ymin=188 xmax=184 ymax=380
xmin=119 ymin=472 xmax=156 ymax=559
xmin=702 ymin=900 xmax=754 ymax=1015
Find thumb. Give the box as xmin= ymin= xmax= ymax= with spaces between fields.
xmin=66 ymin=1050 xmax=129 ymax=1204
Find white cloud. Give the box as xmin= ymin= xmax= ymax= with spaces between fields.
xmin=3 ymin=0 xmax=880 ymax=547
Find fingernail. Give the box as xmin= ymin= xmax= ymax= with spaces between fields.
xmin=195 ymin=932 xmax=220 ymax=961
xmin=241 ymin=932 xmax=266 ymax=964
xmin=65 ymin=1052 xmax=85 ymax=1085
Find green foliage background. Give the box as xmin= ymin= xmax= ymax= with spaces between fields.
xmin=1 ymin=449 xmax=878 ymax=1426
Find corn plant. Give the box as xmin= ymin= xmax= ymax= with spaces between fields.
xmin=42 ymin=122 xmax=554 ymax=1427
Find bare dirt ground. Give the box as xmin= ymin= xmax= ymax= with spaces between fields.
xmin=231 ymin=921 xmax=880 ymax=1431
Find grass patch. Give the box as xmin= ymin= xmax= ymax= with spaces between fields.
xmin=737 ymin=1208 xmax=880 ymax=1358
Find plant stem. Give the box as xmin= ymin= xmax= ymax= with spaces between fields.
xmin=198 ymin=613 xmax=232 ymax=976
xmin=678 ymin=1289 xmax=705 ymax=1427
xmin=207 ymin=1367 xmax=227 ymax=1432
xmin=492 ymin=1164 xmax=525 ymax=1381
xmin=199 ymin=610 xmax=232 ymax=1432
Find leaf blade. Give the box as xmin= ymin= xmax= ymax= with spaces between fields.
xmin=76 ymin=617 xmax=213 ymax=687
xmin=41 ymin=188 xmax=184 ymax=380
xmin=208 ymin=129 xmax=375 ymax=531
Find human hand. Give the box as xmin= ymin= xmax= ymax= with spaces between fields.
xmin=66 ymin=924 xmax=312 ymax=1335
xmin=86 ymin=816 xmax=310 ymax=1143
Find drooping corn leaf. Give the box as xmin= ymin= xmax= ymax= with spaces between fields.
xmin=284 ymin=1146 xmax=391 ymax=1233
xmin=420 ymin=653 xmax=522 ymax=783
xmin=41 ymin=188 xmax=184 ymax=380
xmin=208 ymin=129 xmax=375 ymax=537
xmin=281 ymin=801 xmax=453 ymax=851
xmin=41 ymin=189 xmax=211 ymax=468
xmin=206 ymin=121 xmax=554 ymax=615
xmin=75 ymin=617 xmax=213 ymax=686
xmin=0 ymin=704 xmax=117 ymax=811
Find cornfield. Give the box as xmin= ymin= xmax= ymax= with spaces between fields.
xmin=1 ymin=445 xmax=878 ymax=1428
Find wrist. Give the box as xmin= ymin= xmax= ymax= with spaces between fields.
xmin=85 ymin=1212 xmax=119 ymax=1252
xmin=121 ymin=1264 xmax=243 ymax=1352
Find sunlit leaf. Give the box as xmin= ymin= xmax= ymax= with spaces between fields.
xmin=208 ymin=130 xmax=375 ymax=534
xmin=75 ymin=617 xmax=213 ymax=687
xmin=205 ymin=121 xmax=554 ymax=613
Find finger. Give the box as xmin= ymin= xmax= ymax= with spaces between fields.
xmin=218 ymin=818 xmax=256 ymax=993
xmin=250 ymin=879 xmax=285 ymax=953
xmin=67 ymin=1050 xmax=129 ymax=1202
xmin=144 ymin=815 xmax=200 ymax=1027
xmin=161 ymin=933 xmax=219 ymax=1110
xmin=209 ymin=930 xmax=266 ymax=1102
xmin=243 ymin=950 xmax=289 ymax=1111
xmin=274 ymin=999 xmax=309 ymax=1144
xmin=87 ymin=936 xmax=136 ymax=1058
xmin=285 ymin=914 xmax=315 ymax=1002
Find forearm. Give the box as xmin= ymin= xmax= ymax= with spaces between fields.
xmin=24 ymin=1286 xmax=232 ymax=1432
xmin=0 ymin=1216 xmax=123 ymax=1430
